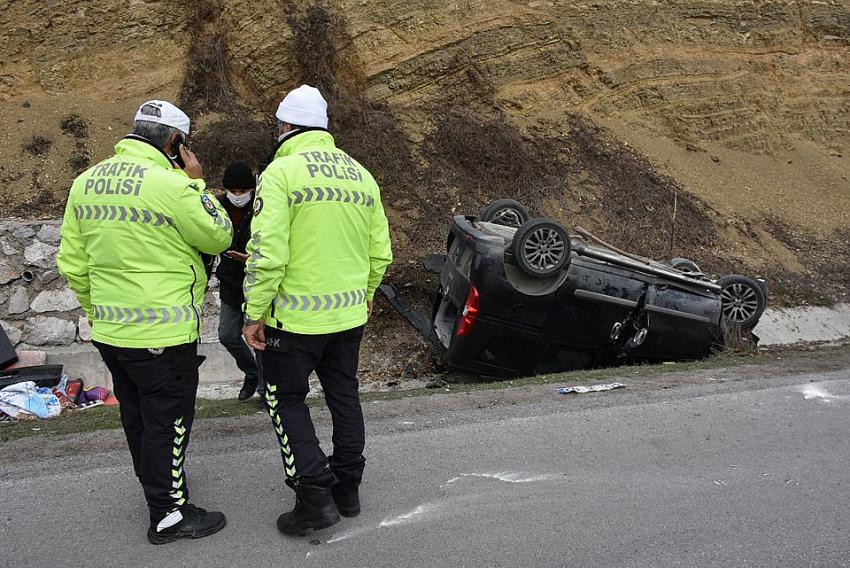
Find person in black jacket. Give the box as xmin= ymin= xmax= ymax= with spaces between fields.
xmin=216 ymin=162 xmax=263 ymax=401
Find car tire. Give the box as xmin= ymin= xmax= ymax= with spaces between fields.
xmin=669 ymin=257 xmax=701 ymax=274
xmin=512 ymin=218 xmax=571 ymax=278
xmin=718 ymin=275 xmax=767 ymax=329
xmin=480 ymin=199 xmax=530 ymax=228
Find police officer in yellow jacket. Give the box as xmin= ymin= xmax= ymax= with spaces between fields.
xmin=57 ymin=101 xmax=232 ymax=544
xmin=242 ymin=85 xmax=392 ymax=536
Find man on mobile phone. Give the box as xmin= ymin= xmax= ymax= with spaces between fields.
xmin=57 ymin=100 xmax=232 ymax=544
xmin=214 ymin=162 xmax=263 ymax=401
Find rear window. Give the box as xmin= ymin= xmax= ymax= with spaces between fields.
xmin=448 ymin=237 xmax=474 ymax=277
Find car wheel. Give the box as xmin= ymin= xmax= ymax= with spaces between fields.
xmin=718 ymin=275 xmax=767 ymax=329
xmin=669 ymin=257 xmax=701 ymax=274
xmin=512 ymin=218 xmax=571 ymax=277
xmin=480 ymin=199 xmax=530 ymax=228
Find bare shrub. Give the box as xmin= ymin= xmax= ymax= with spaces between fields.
xmin=60 ymin=114 xmax=88 ymax=138
xmin=286 ymin=4 xmax=418 ymax=200
xmin=191 ymin=117 xmax=276 ymax=184
xmin=425 ymin=108 xmax=565 ymax=204
xmin=67 ymin=148 xmax=91 ymax=174
xmin=179 ymin=34 xmax=236 ymax=114
xmin=22 ymin=135 xmax=52 ymax=156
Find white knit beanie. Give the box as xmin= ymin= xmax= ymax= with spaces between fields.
xmin=275 ymin=85 xmax=328 ymax=129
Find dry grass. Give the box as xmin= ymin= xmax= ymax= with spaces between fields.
xmin=286 ymin=4 xmax=418 ymax=199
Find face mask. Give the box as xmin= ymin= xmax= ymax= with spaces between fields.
xmin=226 ymin=191 xmax=252 ymax=208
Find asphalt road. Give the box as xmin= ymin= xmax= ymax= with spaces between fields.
xmin=2 ymin=352 xmax=850 ymax=567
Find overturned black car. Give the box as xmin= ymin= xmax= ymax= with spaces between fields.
xmin=430 ymin=199 xmax=767 ymax=378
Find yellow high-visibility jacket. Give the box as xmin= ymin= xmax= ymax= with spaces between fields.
xmin=57 ymin=136 xmax=232 ymax=348
xmin=244 ymin=130 xmax=392 ymax=334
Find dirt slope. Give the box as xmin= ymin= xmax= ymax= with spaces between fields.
xmin=0 ymin=0 xmax=848 ymax=377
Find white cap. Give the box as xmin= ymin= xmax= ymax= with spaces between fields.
xmin=134 ymin=100 xmax=191 ymax=135
xmin=275 ymin=85 xmax=328 ymax=129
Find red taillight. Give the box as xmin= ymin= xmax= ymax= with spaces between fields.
xmin=456 ymin=286 xmax=480 ymax=337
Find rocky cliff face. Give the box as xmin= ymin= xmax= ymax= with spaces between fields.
xmin=0 ymin=0 xmax=848 ymax=376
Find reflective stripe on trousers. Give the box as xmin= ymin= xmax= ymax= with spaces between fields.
xmin=264 ymin=384 xmax=297 ymax=479
xmin=92 ymin=304 xmax=200 ymax=324
xmin=273 ymin=289 xmax=368 ymax=312
xmin=169 ymin=416 xmax=188 ymax=507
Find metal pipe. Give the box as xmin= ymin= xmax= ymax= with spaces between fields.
xmin=574 ymin=225 xmax=654 ymax=265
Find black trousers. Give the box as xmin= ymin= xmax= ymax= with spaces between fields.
xmin=93 ymin=341 xmax=200 ymax=521
xmin=262 ymin=325 xmax=366 ymax=489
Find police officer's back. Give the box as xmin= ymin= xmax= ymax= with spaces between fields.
xmin=57 ymin=100 xmax=232 ymax=544
xmin=242 ymin=85 xmax=392 ymax=535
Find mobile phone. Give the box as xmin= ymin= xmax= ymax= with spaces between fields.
xmin=172 ymin=142 xmax=186 ymax=169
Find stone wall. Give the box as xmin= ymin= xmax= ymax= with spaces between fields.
xmin=0 ymin=219 xmax=222 ymax=350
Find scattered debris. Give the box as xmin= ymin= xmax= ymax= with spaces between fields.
xmin=379 ymin=284 xmax=432 ymax=338
xmin=557 ymin=382 xmax=626 ymax=394
xmin=425 ymin=378 xmax=448 ymax=389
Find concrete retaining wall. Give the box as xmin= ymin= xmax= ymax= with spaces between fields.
xmin=754 ymin=303 xmax=850 ymax=346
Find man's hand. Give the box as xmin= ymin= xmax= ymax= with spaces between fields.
xmin=367 ymin=300 xmax=373 ymax=319
xmin=243 ymin=320 xmax=266 ymax=351
xmin=180 ymin=145 xmax=204 ymax=179
xmin=226 ymin=250 xmax=249 ymax=263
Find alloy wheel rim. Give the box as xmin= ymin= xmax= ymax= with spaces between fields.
xmin=523 ymin=227 xmax=565 ymax=270
xmin=720 ymin=283 xmax=759 ymax=322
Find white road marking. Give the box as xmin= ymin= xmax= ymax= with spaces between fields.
xmin=379 ymin=503 xmax=441 ymax=527
xmin=445 ymin=471 xmax=560 ymax=484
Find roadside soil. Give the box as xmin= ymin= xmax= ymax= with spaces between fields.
xmin=3 ymin=343 xmax=848 ymax=464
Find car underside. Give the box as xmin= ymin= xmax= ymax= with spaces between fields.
xmin=430 ymin=200 xmax=768 ymax=378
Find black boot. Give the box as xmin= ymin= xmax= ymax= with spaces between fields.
xmin=238 ymin=379 xmax=256 ymax=401
xmin=147 ymin=504 xmax=227 ymax=545
xmin=277 ymin=483 xmax=340 ymax=536
xmin=331 ymin=482 xmax=360 ymax=517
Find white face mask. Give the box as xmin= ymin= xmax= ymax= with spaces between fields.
xmin=226 ymin=190 xmax=252 ymax=208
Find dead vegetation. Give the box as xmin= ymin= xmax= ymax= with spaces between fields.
xmin=60 ymin=114 xmax=88 ymax=139
xmin=286 ymin=5 xmax=419 ymax=201
xmin=761 ymin=216 xmax=850 ymax=306
xmin=191 ymin=117 xmax=276 ymax=184
xmin=22 ymin=136 xmax=52 ymax=156
xmin=565 ymin=115 xmax=720 ymax=260
xmin=425 ymin=108 xmax=564 ymax=204
xmin=178 ymin=0 xmax=238 ymax=115
xmin=67 ymin=149 xmax=91 ymax=174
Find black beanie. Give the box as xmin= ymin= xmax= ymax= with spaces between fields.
xmin=222 ymin=162 xmax=256 ymax=190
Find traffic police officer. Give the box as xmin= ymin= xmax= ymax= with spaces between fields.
xmin=242 ymin=85 xmax=392 ymax=536
xmin=57 ymin=101 xmax=233 ymax=544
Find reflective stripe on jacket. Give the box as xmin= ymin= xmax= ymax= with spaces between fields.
xmin=244 ymin=129 xmax=392 ymax=334
xmin=57 ymin=137 xmax=232 ymax=348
